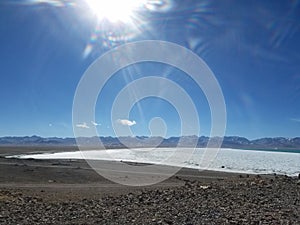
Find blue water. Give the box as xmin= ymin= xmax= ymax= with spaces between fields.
xmin=240 ymin=148 xmax=300 ymax=154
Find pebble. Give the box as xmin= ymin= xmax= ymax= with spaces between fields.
xmin=0 ymin=176 xmax=299 ymax=224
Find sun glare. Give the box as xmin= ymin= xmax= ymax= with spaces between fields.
xmin=85 ymin=0 xmax=145 ymax=23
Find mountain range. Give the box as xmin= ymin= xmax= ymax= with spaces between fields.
xmin=0 ymin=135 xmax=300 ymax=149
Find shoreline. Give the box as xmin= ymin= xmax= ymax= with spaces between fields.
xmin=3 ymin=146 xmax=299 ymax=177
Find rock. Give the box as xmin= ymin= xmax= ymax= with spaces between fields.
xmin=1 ymin=175 xmax=300 ymax=224
xmin=199 ymin=185 xmax=210 ymax=190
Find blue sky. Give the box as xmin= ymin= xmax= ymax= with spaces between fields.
xmin=0 ymin=0 xmax=299 ymax=139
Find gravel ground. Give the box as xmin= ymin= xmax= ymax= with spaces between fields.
xmin=1 ymin=175 xmax=299 ymax=225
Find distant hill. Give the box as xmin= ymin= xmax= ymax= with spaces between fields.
xmin=0 ymin=135 xmax=300 ymax=149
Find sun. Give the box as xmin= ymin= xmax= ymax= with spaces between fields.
xmin=85 ymin=0 xmax=145 ymax=23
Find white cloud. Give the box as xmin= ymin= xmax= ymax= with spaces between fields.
xmin=26 ymin=0 xmax=65 ymax=7
xmin=76 ymin=122 xmax=90 ymax=129
xmin=291 ymin=118 xmax=300 ymax=123
xmin=91 ymin=121 xmax=101 ymax=126
xmin=117 ymin=119 xmax=136 ymax=126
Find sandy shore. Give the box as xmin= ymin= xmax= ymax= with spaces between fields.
xmin=0 ymin=146 xmax=299 ymax=224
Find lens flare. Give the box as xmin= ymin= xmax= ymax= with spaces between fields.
xmin=21 ymin=0 xmax=175 ymax=55
xmin=85 ymin=0 xmax=145 ymax=23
